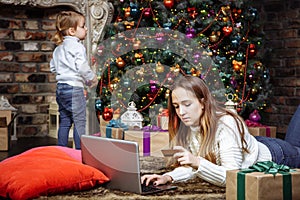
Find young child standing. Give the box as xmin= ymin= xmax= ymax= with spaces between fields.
xmin=50 ymin=10 xmax=98 ymax=149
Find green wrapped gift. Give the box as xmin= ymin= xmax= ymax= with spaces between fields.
xmin=226 ymin=161 xmax=300 ymax=200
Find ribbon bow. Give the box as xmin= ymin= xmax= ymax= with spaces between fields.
xmin=124 ymin=21 xmax=135 ymax=26
xmin=242 ymin=161 xmax=292 ymax=176
xmin=107 ymin=119 xmax=128 ymax=129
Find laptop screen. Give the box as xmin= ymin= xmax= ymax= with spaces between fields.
xmin=81 ymin=135 xmax=143 ymax=193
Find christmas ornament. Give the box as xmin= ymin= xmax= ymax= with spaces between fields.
xmin=209 ymin=31 xmax=220 ymax=43
xmin=120 ymin=101 xmax=143 ymax=129
xmin=249 ymin=44 xmax=257 ymax=57
xmin=124 ymin=7 xmax=131 ymax=18
xmin=225 ymin=93 xmax=237 ymax=111
xmin=130 ymin=3 xmax=139 ymax=18
xmin=95 ymin=98 xmax=104 ymax=112
xmin=222 ymin=26 xmax=233 ymax=36
xmin=233 ymin=8 xmax=242 ymax=19
xmin=254 ymin=61 xmax=263 ymax=70
xmin=147 ymin=93 xmax=155 ymax=101
xmin=249 ymin=109 xmax=261 ymax=122
xmin=221 ymin=5 xmax=230 ymax=16
xmin=143 ymin=8 xmax=151 ymax=18
xmin=164 ymin=0 xmax=174 ymax=9
xmin=149 ymin=80 xmax=158 ymax=94
xmin=134 ymin=53 xmax=144 ymax=65
xmin=95 ymin=0 xmax=272 ymax=125
xmin=186 ymin=27 xmax=196 ymax=38
xmin=102 ymin=107 xmax=113 ymax=121
xmin=155 ymin=62 xmax=165 ymax=73
xmin=155 ymin=32 xmax=166 ymax=42
xmin=116 ymin=57 xmax=126 ymax=68
xmin=236 ymin=52 xmax=244 ymax=61
xmin=163 ymin=22 xmax=172 ymax=29
xmin=124 ymin=21 xmax=134 ymax=30
xmin=232 ymin=60 xmax=243 ymax=71
xmin=222 ymin=16 xmax=229 ymax=22
xmin=188 ymin=7 xmax=198 ymax=19
xmin=231 ymin=35 xmax=241 ymax=48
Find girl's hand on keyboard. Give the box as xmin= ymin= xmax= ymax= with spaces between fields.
xmin=141 ymin=174 xmax=173 ymax=186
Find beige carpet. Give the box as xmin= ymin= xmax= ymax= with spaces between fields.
xmin=38 ymin=157 xmax=225 ymax=199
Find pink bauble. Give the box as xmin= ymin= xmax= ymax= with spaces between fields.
xmin=249 ymin=109 xmax=261 ymax=122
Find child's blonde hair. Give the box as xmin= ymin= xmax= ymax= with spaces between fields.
xmin=52 ymin=10 xmax=84 ymax=45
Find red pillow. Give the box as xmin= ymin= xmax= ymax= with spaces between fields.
xmin=0 ymin=146 xmax=109 ymax=199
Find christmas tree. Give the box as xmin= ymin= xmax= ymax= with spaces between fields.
xmin=93 ymin=0 xmax=272 ymax=125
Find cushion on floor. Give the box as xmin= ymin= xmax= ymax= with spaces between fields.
xmin=0 ymin=146 xmax=109 ymax=199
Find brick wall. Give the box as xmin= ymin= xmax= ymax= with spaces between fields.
xmin=0 ymin=5 xmax=66 ymax=137
xmin=0 ymin=1 xmax=299 ymax=138
xmin=252 ymin=0 xmax=300 ymax=138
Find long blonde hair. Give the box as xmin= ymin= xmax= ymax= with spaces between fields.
xmin=52 ymin=10 xmax=84 ymax=45
xmin=168 ymin=75 xmax=249 ymax=164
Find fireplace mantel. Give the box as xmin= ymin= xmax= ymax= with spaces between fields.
xmin=0 ymin=0 xmax=114 ymax=57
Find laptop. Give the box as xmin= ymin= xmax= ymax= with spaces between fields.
xmin=80 ymin=135 xmax=177 ymax=194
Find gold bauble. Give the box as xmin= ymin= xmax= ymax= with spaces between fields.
xmin=155 ymin=62 xmax=165 ymax=73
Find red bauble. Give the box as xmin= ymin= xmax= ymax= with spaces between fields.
xmin=249 ymin=44 xmax=257 ymax=57
xmin=102 ymin=107 xmax=113 ymax=121
xmin=164 ymin=0 xmax=174 ymax=9
xmin=222 ymin=26 xmax=233 ymax=36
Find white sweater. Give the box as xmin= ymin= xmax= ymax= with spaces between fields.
xmin=164 ymin=115 xmax=272 ymax=187
xmin=50 ymin=36 xmax=96 ymax=88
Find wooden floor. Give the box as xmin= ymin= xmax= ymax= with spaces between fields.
xmin=0 ymin=137 xmax=68 ymax=161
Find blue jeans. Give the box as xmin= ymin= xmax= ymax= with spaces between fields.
xmin=56 ymin=83 xmax=86 ymax=149
xmin=255 ymin=105 xmax=300 ymax=167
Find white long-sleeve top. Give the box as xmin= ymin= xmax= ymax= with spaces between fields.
xmin=50 ymin=36 xmax=96 ymax=88
xmin=164 ymin=115 xmax=272 ymax=187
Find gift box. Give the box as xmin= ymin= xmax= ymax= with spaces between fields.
xmin=157 ymin=109 xmax=169 ymax=130
xmin=0 ymin=110 xmax=13 ymax=151
xmin=0 ymin=117 xmax=9 ymax=151
xmin=247 ymin=126 xmax=277 ymax=138
xmin=100 ymin=119 xmax=128 ymax=139
xmin=245 ymin=119 xmax=277 ymax=138
xmin=124 ymin=126 xmax=169 ymax=157
xmin=226 ymin=162 xmax=300 ymax=200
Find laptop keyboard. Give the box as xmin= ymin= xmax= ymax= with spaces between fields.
xmin=141 ymin=184 xmax=162 ymax=193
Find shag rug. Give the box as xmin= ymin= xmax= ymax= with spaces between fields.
xmin=38 ymin=157 xmax=225 ymax=200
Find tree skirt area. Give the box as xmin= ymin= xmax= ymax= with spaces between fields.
xmin=38 ymin=157 xmax=225 ymax=200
